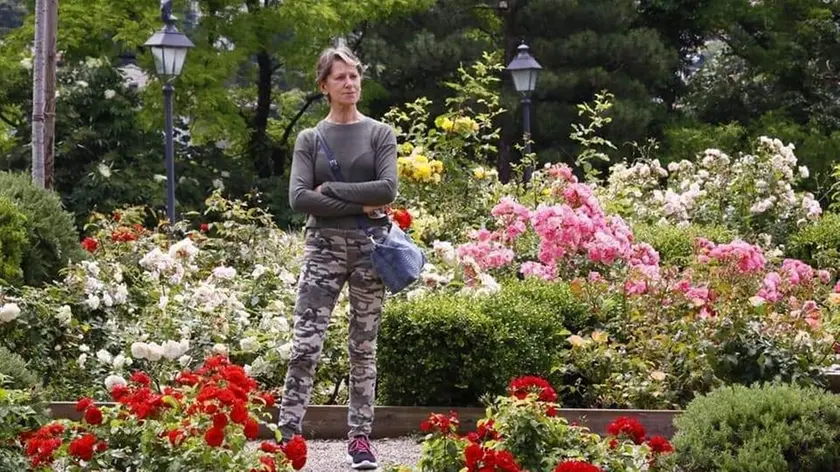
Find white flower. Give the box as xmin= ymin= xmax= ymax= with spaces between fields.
xmin=168 ymin=238 xmax=198 ymax=261
xmin=239 ymin=337 xmax=260 ymax=353
xmin=251 ymin=264 xmax=268 ymax=279
xmin=104 ymin=375 xmax=127 ymax=391
xmin=212 ymin=344 xmax=229 ymax=356
xmin=145 ymin=342 xmax=163 ymax=362
xmin=112 ymin=354 xmax=126 ymax=369
xmin=97 ymin=163 xmax=111 ymax=178
xmin=56 ymin=305 xmax=72 ymax=325
xmin=75 ymin=80 xmax=89 ymax=88
xmin=799 ymin=166 xmax=810 ymax=179
xmin=278 ymin=269 xmax=297 ymax=285
xmin=178 ymin=355 xmax=192 ymax=367
xmin=130 ymin=342 xmax=149 ymax=360
xmin=212 ymin=266 xmax=237 ymax=280
xmin=77 ymin=353 xmax=88 ymax=368
xmin=104 ymin=89 xmax=116 ymax=99
xmin=102 ymin=293 xmax=114 ymax=308
xmin=162 ymin=340 xmax=184 ymax=360
xmin=79 ymin=344 xmax=90 ymax=353
xmin=113 ymin=284 xmax=128 ymax=305
xmin=19 ymin=57 xmax=32 ymax=70
xmin=432 ymin=240 xmax=458 ymax=266
xmin=86 ymin=294 xmax=101 ymax=310
xmin=96 ymin=349 xmax=113 ymax=365
xmin=212 ymin=179 xmax=224 ymax=190
xmin=276 ymin=342 xmax=292 ymax=361
xmin=0 ymin=303 xmax=21 ymax=323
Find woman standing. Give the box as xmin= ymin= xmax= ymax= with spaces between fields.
xmin=278 ymin=46 xmax=397 ymax=470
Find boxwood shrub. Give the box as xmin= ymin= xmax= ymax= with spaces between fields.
xmin=673 ymin=383 xmax=840 ymax=472
xmin=377 ymin=279 xmax=590 ymax=406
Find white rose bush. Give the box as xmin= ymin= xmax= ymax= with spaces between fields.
xmin=0 ymin=192 xmax=352 ymax=403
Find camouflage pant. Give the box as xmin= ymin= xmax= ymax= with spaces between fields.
xmin=278 ymin=227 xmax=387 ymax=440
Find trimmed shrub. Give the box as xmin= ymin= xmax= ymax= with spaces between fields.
xmin=0 ymin=196 xmax=28 ymax=285
xmin=378 ymin=279 xmax=590 ymax=406
xmin=787 ymin=212 xmax=840 ymax=271
xmin=673 ymin=383 xmax=840 ymax=472
xmin=0 ymin=172 xmax=84 ymax=285
xmin=632 ymin=222 xmax=735 ymax=267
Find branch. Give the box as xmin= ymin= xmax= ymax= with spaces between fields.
xmin=280 ymin=92 xmax=323 ymax=147
xmin=0 ymin=112 xmax=20 ymax=129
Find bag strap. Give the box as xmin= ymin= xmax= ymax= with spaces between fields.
xmin=314 ymin=126 xmax=376 ymax=236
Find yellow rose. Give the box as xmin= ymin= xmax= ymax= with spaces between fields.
xmin=399 ymin=142 xmax=414 ymax=156
xmin=473 ymin=166 xmax=487 ymax=179
xmin=650 ymin=371 xmax=666 ymax=381
xmin=430 ymin=160 xmax=444 ymax=174
xmin=414 ymin=154 xmax=429 ymax=164
xmin=413 ymin=162 xmax=433 ymax=181
xmin=567 ymin=335 xmax=587 ymax=348
xmin=591 ymin=330 xmax=609 ymax=344
xmin=435 ymin=116 xmax=454 ymax=132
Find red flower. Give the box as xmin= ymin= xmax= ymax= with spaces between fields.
xmin=200 ymin=223 xmax=210 ymax=232
xmin=81 ymin=237 xmax=99 ymax=253
xmin=84 ymin=406 xmax=103 ymax=425
xmin=176 ymin=371 xmax=200 ymax=386
xmin=75 ymin=397 xmax=94 ymax=412
xmin=546 ymin=405 xmax=558 ymax=417
xmin=244 ymin=419 xmax=259 ymax=440
xmin=259 ymin=455 xmax=277 ymax=472
xmin=68 ymin=434 xmax=98 ymax=462
xmin=420 ymin=412 xmax=459 ymax=435
xmin=554 ymin=460 xmax=603 ymax=472
xmin=282 ymin=435 xmax=308 ymax=470
xmin=507 ymin=376 xmax=558 ymax=403
xmin=464 ymin=443 xmax=521 ymax=472
xmin=391 ymin=208 xmax=413 ymax=231
xmin=112 ymin=211 xmax=121 ymax=222
xmin=646 ymin=435 xmax=674 ymax=454
xmin=111 ymin=226 xmax=138 ymax=242
xmin=606 ymin=416 xmax=647 ymax=445
xmin=260 ymin=441 xmax=283 ymax=453
xmin=258 ymin=392 xmax=275 ymax=408
xmin=465 ymin=418 xmax=501 ymax=444
xmin=110 ymin=384 xmax=129 ymax=401
xmin=130 ymin=371 xmax=152 ymax=386
xmin=230 ymin=402 xmax=249 ymax=424
xmin=167 ymin=429 xmax=186 ymax=447
xmin=204 ymin=427 xmax=225 ymax=447
xmin=23 ymin=422 xmax=65 ymax=467
xmin=212 ymin=413 xmax=228 ymax=430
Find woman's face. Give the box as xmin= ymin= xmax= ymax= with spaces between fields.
xmin=321 ymin=60 xmax=361 ymax=107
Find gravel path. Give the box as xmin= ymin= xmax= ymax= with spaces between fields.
xmin=303 ymin=437 xmax=422 ymax=471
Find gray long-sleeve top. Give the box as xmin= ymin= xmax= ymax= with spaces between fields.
xmin=288 ymin=116 xmax=398 ymax=229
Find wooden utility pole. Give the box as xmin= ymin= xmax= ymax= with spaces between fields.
xmin=31 ymin=0 xmax=46 ymax=188
xmin=43 ymin=0 xmax=58 ymax=189
xmin=31 ymin=0 xmax=58 ymax=189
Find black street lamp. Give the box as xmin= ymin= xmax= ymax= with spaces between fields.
xmin=144 ymin=0 xmax=194 ymax=223
xmin=505 ymin=41 xmax=542 ymax=183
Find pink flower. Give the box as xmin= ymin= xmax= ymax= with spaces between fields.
xmin=624 ymin=278 xmax=648 ymax=296
xmin=708 ymin=240 xmax=766 ymax=273
xmin=818 ymin=270 xmax=831 ymax=284
xmin=547 ymin=163 xmax=578 ymax=183
xmin=521 ymin=261 xmax=557 ymax=281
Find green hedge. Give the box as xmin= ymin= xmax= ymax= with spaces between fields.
xmin=0 ymin=172 xmax=84 ymax=285
xmin=0 ymin=197 xmax=28 ymax=285
xmin=378 ymin=279 xmax=590 ymax=406
xmin=632 ymin=222 xmax=735 ymax=267
xmin=673 ymin=383 xmax=840 ymax=472
xmin=787 ymin=212 xmax=840 ymax=272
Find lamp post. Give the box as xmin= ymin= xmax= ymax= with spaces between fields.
xmin=505 ymin=41 xmax=542 ymax=183
xmin=144 ymin=1 xmax=194 ymax=223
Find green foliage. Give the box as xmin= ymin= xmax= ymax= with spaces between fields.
xmin=673 ymin=383 xmax=840 ymax=472
xmin=0 ymin=196 xmax=28 ymax=285
xmin=378 ymin=279 xmax=587 ymax=406
xmin=632 ymin=222 xmax=735 ymax=267
xmin=571 ymin=91 xmax=617 ymax=182
xmin=0 ymin=345 xmax=39 ymax=390
xmin=787 ymin=213 xmax=840 ymax=271
xmin=0 ymin=172 xmax=84 ymax=285
xmin=660 ymin=120 xmax=748 ymax=163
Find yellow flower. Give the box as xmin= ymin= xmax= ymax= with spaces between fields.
xmin=591 ymin=330 xmax=609 ymax=344
xmin=829 ymin=293 xmax=840 ymax=305
xmin=435 ymin=115 xmax=454 ymax=132
xmin=473 ymin=166 xmax=487 ymax=180
xmin=414 ymin=154 xmax=429 ymax=164
xmin=399 ymin=142 xmax=414 ymax=156
xmin=413 ymin=162 xmax=433 ymax=181
xmin=454 ymin=116 xmax=479 ymax=134
xmin=432 ymin=173 xmax=441 ymax=183
xmin=430 ymin=160 xmax=444 ymax=174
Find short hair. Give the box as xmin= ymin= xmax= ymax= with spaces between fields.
xmin=315 ymin=46 xmax=364 ymax=86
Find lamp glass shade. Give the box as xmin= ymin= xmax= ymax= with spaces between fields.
xmin=150 ymin=45 xmax=189 ymax=77
xmin=511 ymin=68 xmax=540 ymax=93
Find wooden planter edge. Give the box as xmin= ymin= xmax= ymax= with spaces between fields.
xmin=47 ymin=403 xmax=682 ymax=440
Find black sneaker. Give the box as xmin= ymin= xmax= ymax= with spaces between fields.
xmin=346 ymin=435 xmax=378 ymax=470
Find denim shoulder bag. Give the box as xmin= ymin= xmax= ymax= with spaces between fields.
xmin=314 ymin=127 xmax=426 ymax=293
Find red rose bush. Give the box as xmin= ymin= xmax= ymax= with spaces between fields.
xmin=22 ymin=355 xmax=306 ymax=471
